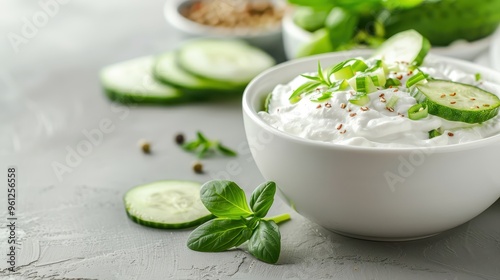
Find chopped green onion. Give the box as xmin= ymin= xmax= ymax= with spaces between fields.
xmin=311 ymin=92 xmax=332 ymax=102
xmin=406 ymin=71 xmax=428 ymax=88
xmin=317 ymin=61 xmax=329 ymax=86
xmin=429 ymin=129 xmax=442 ymax=139
xmin=338 ymin=79 xmax=349 ymax=90
xmin=333 ymin=65 xmax=354 ymax=80
xmin=352 ymin=76 xmax=376 ymax=93
xmin=327 ymin=58 xmax=368 ymax=79
xmin=300 ymin=74 xmax=321 ymax=82
xmin=349 ymin=93 xmax=370 ymax=106
xmin=475 ymin=73 xmax=482 ymax=81
xmin=366 ymin=59 xmax=383 ymax=72
xmin=386 ymin=95 xmax=399 ymax=109
xmin=408 ymin=103 xmax=429 ymax=120
xmin=350 ymin=59 xmax=368 ymax=72
xmin=385 ymin=78 xmax=401 ymax=88
xmin=327 ymin=59 xmax=352 ymax=78
xmin=289 ymin=81 xmax=321 ymax=104
xmin=310 ymin=80 xmax=348 ymax=102
xmin=369 ymin=68 xmax=386 ymax=87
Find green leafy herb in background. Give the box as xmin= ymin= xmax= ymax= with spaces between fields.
xmin=291 ymin=0 xmax=500 ymax=57
xmin=182 ymin=131 xmax=237 ymax=158
xmin=187 ymin=180 xmax=291 ymax=264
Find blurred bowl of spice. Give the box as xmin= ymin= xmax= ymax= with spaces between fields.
xmin=165 ymin=0 xmax=286 ymax=50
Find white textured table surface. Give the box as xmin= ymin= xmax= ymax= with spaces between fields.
xmin=1 ymin=1 xmax=500 ymax=279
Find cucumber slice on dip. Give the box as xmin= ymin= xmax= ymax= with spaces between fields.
xmin=412 ymin=80 xmax=500 ymax=123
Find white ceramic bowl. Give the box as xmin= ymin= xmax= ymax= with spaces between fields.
xmin=282 ymin=12 xmax=493 ymax=61
xmin=165 ymin=0 xmax=285 ymax=51
xmin=242 ymin=50 xmax=500 ymax=241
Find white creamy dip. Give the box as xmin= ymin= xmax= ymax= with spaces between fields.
xmin=259 ymin=60 xmax=500 ymax=147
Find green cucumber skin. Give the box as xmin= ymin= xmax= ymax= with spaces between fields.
xmin=412 ymin=80 xmax=500 ymax=124
xmin=152 ymin=53 xmax=246 ymax=99
xmin=123 ymin=180 xmax=215 ymax=229
xmin=383 ymin=0 xmax=500 ymax=46
xmin=103 ymin=88 xmax=189 ymax=105
xmin=425 ymin=99 xmax=499 ymax=124
xmin=177 ymin=51 xmax=251 ymax=88
xmin=152 ymin=70 xmax=245 ymax=99
xmin=125 ymin=211 xmax=214 ymax=229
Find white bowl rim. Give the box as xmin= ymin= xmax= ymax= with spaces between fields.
xmin=243 ymin=50 xmax=500 ymax=154
xmin=164 ymin=0 xmax=284 ymax=39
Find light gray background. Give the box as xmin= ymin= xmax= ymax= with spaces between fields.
xmin=1 ymin=1 xmax=499 ymax=279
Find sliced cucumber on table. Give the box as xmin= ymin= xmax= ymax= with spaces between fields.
xmin=124 ymin=180 xmax=214 ymax=229
xmin=412 ymin=80 xmax=500 ymax=124
xmin=153 ymin=51 xmax=243 ymax=97
xmin=177 ymin=39 xmax=275 ymax=85
xmin=100 ymin=56 xmax=186 ymax=104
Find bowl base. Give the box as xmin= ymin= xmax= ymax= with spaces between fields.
xmin=328 ymin=228 xmax=441 ymax=242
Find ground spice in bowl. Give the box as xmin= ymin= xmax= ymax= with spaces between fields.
xmin=181 ymin=0 xmax=284 ymax=33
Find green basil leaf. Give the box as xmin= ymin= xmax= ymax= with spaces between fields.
xmin=187 ymin=218 xmax=253 ymax=252
xmin=216 ymin=143 xmax=237 ymax=157
xmin=247 ymin=220 xmax=281 ymax=264
xmin=249 ymin=181 xmax=276 ymax=218
xmin=300 ymin=74 xmax=322 ymax=82
xmin=200 ymin=180 xmax=253 ymax=219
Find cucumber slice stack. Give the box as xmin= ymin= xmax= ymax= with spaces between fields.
xmin=153 ymin=51 xmax=242 ymax=99
xmin=100 ymin=39 xmax=275 ymax=104
xmin=177 ymin=40 xmax=275 ymax=86
xmin=100 ymin=56 xmax=185 ymax=104
xmin=124 ymin=181 xmax=214 ymax=229
xmin=412 ymin=80 xmax=500 ymax=124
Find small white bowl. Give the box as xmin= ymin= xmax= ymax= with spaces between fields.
xmin=282 ymin=12 xmax=493 ymax=61
xmin=242 ymin=50 xmax=500 ymax=241
xmin=165 ymin=0 xmax=285 ymax=51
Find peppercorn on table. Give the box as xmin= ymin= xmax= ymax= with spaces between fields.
xmin=1 ymin=1 xmax=500 ymax=279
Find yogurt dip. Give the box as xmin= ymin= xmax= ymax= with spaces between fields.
xmin=259 ymin=59 xmax=500 ymax=147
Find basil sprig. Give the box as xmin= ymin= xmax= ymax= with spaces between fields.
xmin=187 ymin=180 xmax=291 ymax=264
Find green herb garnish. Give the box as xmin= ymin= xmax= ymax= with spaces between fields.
xmin=406 ymin=70 xmax=429 ymax=88
xmin=385 ymin=78 xmax=401 ymax=88
xmin=182 ymin=131 xmax=237 ymax=158
xmin=187 ymin=180 xmax=291 ymax=264
xmin=407 ymin=103 xmax=429 ymax=120
xmin=290 ymin=62 xmax=336 ymax=103
xmin=475 ymin=73 xmax=482 ymax=82
xmin=429 ymin=128 xmax=442 ymax=139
